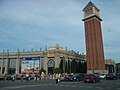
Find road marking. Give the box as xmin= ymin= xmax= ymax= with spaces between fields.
xmin=61 ymin=82 xmax=80 ymax=84
xmin=1 ymin=84 xmax=56 ymax=89
xmin=116 ymin=83 xmax=120 ymax=85
xmin=43 ymin=84 xmax=48 ymax=85
xmin=48 ymin=84 xmax=52 ymax=85
xmin=53 ymin=84 xmax=57 ymax=86
xmin=71 ymin=85 xmax=77 ymax=87
xmin=59 ymin=85 xmax=64 ymax=86
xmin=87 ymin=86 xmax=93 ymax=88
xmin=1 ymin=85 xmax=36 ymax=89
xmin=65 ymin=85 xmax=70 ymax=87
xmin=79 ymin=86 xmax=84 ymax=87
xmin=105 ymin=87 xmax=111 ymax=89
xmin=96 ymin=87 xmax=103 ymax=89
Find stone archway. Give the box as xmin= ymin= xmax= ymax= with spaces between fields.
xmin=47 ymin=59 xmax=55 ymax=74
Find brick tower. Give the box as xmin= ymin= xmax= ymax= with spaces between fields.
xmin=82 ymin=1 xmax=107 ymax=74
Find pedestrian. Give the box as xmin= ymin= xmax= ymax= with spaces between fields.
xmin=4 ymin=74 xmax=7 ymax=81
xmin=21 ymin=74 xmax=24 ymax=81
xmin=26 ymin=74 xmax=29 ymax=81
xmin=56 ymin=78 xmax=58 ymax=84
xmin=35 ymin=74 xmax=37 ymax=81
xmin=55 ymin=74 xmax=59 ymax=84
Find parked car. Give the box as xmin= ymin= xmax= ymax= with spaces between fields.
xmin=64 ymin=74 xmax=73 ymax=81
xmin=71 ymin=73 xmax=86 ymax=81
xmin=84 ymin=74 xmax=100 ymax=83
xmin=106 ymin=73 xmax=118 ymax=80
xmin=116 ymin=73 xmax=120 ymax=79
xmin=0 ymin=75 xmax=5 ymax=80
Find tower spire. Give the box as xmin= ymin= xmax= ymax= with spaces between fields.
xmin=83 ymin=1 xmax=99 ymax=11
xmin=83 ymin=1 xmax=101 ymax=21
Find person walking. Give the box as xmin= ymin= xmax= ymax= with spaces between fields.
xmin=55 ymin=74 xmax=59 ymax=84
xmin=21 ymin=74 xmax=24 ymax=81
xmin=26 ymin=74 xmax=29 ymax=81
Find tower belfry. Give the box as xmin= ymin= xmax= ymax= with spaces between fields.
xmin=83 ymin=1 xmax=101 ymax=20
xmin=82 ymin=1 xmax=107 ymax=74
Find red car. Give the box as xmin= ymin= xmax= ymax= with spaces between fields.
xmin=84 ymin=74 xmax=100 ymax=83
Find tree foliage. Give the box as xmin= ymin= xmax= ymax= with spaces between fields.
xmin=59 ymin=59 xmax=87 ymax=74
xmin=39 ymin=68 xmax=46 ymax=74
xmin=54 ymin=68 xmax=62 ymax=74
xmin=59 ymin=59 xmax=63 ymax=73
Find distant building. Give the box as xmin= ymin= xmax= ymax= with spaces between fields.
xmin=0 ymin=44 xmax=86 ymax=75
xmin=116 ymin=63 xmax=120 ymax=73
xmin=82 ymin=1 xmax=107 ymax=74
xmin=105 ymin=59 xmax=116 ymax=73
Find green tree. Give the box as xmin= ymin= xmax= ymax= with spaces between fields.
xmin=83 ymin=62 xmax=87 ymax=73
xmin=65 ymin=61 xmax=68 ymax=73
xmin=39 ymin=68 xmax=46 ymax=74
xmin=71 ymin=60 xmax=77 ymax=73
xmin=54 ymin=68 xmax=62 ymax=74
xmin=78 ymin=61 xmax=87 ymax=73
xmin=59 ymin=59 xmax=63 ymax=73
xmin=77 ymin=61 xmax=81 ymax=73
xmin=68 ymin=60 xmax=70 ymax=74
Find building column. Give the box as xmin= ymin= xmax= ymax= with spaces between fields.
xmin=44 ymin=56 xmax=48 ymax=74
xmin=70 ymin=58 xmax=72 ymax=73
xmin=55 ymin=56 xmax=61 ymax=68
xmin=40 ymin=56 xmax=42 ymax=69
xmin=44 ymin=50 xmax=48 ymax=74
xmin=114 ymin=64 xmax=116 ymax=73
xmin=0 ymin=58 xmax=4 ymax=75
xmin=16 ymin=58 xmax=20 ymax=74
xmin=16 ymin=49 xmax=20 ymax=75
xmin=0 ymin=50 xmax=5 ymax=75
xmin=62 ymin=56 xmax=65 ymax=74
xmin=65 ymin=56 xmax=69 ymax=73
xmin=68 ymin=57 xmax=72 ymax=74
xmin=39 ymin=49 xmax=42 ymax=70
xmin=4 ymin=50 xmax=9 ymax=74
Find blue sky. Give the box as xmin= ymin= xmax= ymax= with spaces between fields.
xmin=0 ymin=0 xmax=120 ymax=63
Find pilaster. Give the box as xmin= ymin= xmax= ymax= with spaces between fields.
xmin=4 ymin=49 xmax=9 ymax=74
xmin=16 ymin=49 xmax=20 ymax=75
xmin=0 ymin=50 xmax=5 ymax=75
xmin=44 ymin=50 xmax=48 ymax=74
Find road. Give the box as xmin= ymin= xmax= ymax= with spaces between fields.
xmin=0 ymin=79 xmax=120 ymax=90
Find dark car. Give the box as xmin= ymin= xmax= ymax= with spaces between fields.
xmin=84 ymin=74 xmax=100 ymax=83
xmin=64 ymin=74 xmax=73 ymax=81
xmin=116 ymin=73 xmax=120 ymax=79
xmin=4 ymin=75 xmax=12 ymax=80
xmin=106 ymin=73 xmax=118 ymax=80
xmin=71 ymin=74 xmax=86 ymax=81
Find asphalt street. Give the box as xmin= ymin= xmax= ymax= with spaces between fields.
xmin=0 ymin=79 xmax=120 ymax=90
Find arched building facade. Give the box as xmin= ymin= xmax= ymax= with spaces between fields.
xmin=0 ymin=45 xmax=86 ymax=75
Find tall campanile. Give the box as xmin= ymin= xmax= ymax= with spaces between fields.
xmin=82 ymin=1 xmax=107 ymax=74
